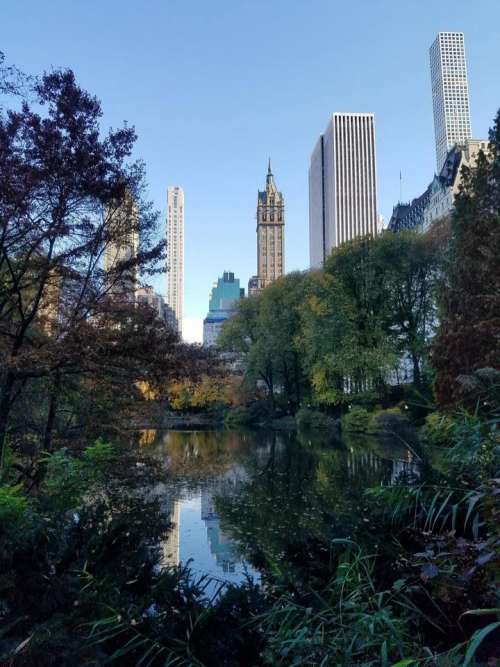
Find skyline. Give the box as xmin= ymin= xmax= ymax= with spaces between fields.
xmin=3 ymin=0 xmax=499 ymax=342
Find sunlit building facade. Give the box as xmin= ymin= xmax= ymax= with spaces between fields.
xmin=203 ymin=271 xmax=243 ymax=347
xmin=249 ymin=161 xmax=285 ymax=295
xmin=166 ymin=186 xmax=184 ymax=335
xmin=309 ymin=113 xmax=378 ymax=267
xmin=430 ymin=32 xmax=472 ymax=172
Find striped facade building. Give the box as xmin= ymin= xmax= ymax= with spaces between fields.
xmin=430 ymin=32 xmax=471 ymax=172
xmin=309 ymin=113 xmax=378 ymax=267
xmin=166 ymin=186 xmax=184 ymax=335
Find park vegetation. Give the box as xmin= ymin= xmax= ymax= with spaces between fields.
xmin=0 ymin=53 xmax=498 ymax=665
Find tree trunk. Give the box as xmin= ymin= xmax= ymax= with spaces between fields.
xmin=43 ymin=370 xmax=61 ymax=452
xmin=411 ymin=353 xmax=421 ymax=387
xmin=0 ymin=370 xmax=16 ymax=474
xmin=294 ymin=353 xmax=301 ymax=410
xmin=267 ymin=366 xmax=275 ymax=412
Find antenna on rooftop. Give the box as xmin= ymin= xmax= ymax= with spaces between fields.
xmin=399 ymin=170 xmax=403 ymax=203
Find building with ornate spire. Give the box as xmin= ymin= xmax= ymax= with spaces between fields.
xmin=248 ymin=161 xmax=285 ymax=296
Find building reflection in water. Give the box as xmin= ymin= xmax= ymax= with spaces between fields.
xmin=139 ymin=428 xmax=419 ymax=586
xmin=163 ymin=499 xmax=180 ymax=566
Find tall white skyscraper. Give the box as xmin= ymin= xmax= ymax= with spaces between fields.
xmin=166 ymin=186 xmax=184 ymax=335
xmin=309 ymin=113 xmax=378 ymax=268
xmin=430 ymin=32 xmax=471 ymax=172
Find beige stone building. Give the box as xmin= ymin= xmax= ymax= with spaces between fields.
xmin=423 ymin=138 xmax=489 ymax=230
xmin=249 ymin=161 xmax=285 ymax=295
xmin=103 ymin=190 xmax=139 ymax=300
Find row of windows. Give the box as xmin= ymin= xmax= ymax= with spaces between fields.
xmin=261 ymin=214 xmax=283 ymax=222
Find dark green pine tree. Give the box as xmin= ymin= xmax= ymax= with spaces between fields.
xmin=432 ymin=110 xmax=500 ymax=408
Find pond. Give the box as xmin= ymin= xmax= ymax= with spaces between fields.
xmin=140 ymin=429 xmax=419 ymax=596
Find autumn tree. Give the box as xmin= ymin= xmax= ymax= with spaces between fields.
xmin=0 ymin=64 xmax=167 ymax=469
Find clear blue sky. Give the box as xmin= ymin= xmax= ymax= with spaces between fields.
xmin=3 ymin=0 xmax=499 ymax=341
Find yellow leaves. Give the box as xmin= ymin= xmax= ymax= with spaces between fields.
xmin=135 ymin=380 xmax=158 ymax=400
xmin=308 ymin=295 xmax=329 ymax=317
xmin=166 ymin=375 xmax=239 ymax=410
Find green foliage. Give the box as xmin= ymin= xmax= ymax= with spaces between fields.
xmin=220 ymin=230 xmax=439 ymax=413
xmin=433 ymin=111 xmax=500 ymax=408
xmin=224 ymin=400 xmax=273 ymax=427
xmin=81 ymin=438 xmax=115 ymax=466
xmin=446 ymin=412 xmax=499 ymax=481
xmin=369 ymin=407 xmax=409 ymax=434
xmin=220 ymin=273 xmax=308 ymax=411
xmin=296 ymin=407 xmax=333 ymax=430
xmin=42 ymin=439 xmax=116 ymax=512
xmin=0 ymin=484 xmax=29 ymax=530
xmin=224 ymin=406 xmax=254 ymax=428
xmin=366 ymin=483 xmax=486 ymax=537
xmin=256 ymin=544 xmax=420 ymax=666
xmin=421 ymin=413 xmax=456 ymax=448
xmin=342 ymin=406 xmax=371 ymax=432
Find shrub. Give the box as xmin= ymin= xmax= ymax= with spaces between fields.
xmin=225 ymin=400 xmax=274 ymax=428
xmin=447 ymin=412 xmax=499 ymax=480
xmin=256 ymin=545 xmax=419 ymax=666
xmin=224 ymin=406 xmax=253 ymax=428
xmin=0 ymin=484 xmax=30 ymax=531
xmin=42 ymin=440 xmax=116 ymax=513
xmin=369 ymin=407 xmax=411 ymax=434
xmin=271 ymin=416 xmax=297 ymax=430
xmin=296 ymin=408 xmax=333 ymax=430
xmin=341 ymin=407 xmax=370 ymax=432
xmin=421 ymin=412 xmax=455 ymax=448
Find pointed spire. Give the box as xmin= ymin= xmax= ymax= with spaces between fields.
xmin=266 ymin=158 xmax=275 ymax=190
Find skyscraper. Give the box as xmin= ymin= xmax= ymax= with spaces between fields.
xmin=203 ymin=271 xmax=244 ymax=346
xmin=309 ymin=113 xmax=378 ymax=268
xmin=103 ymin=190 xmax=139 ymax=299
xmin=248 ymin=161 xmax=285 ymax=295
xmin=166 ymin=186 xmax=184 ymax=335
xmin=430 ymin=32 xmax=471 ymax=172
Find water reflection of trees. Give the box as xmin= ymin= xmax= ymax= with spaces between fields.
xmin=149 ymin=430 xmax=254 ymax=479
xmin=214 ymin=431 xmax=415 ymax=571
xmin=137 ymin=429 xmax=418 ymax=578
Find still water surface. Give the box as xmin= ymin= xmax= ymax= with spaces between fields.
xmin=140 ymin=429 xmax=417 ymax=593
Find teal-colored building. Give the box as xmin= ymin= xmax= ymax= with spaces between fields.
xmin=203 ymin=271 xmax=244 ymax=346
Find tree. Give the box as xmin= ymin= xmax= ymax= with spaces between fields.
xmin=299 ymin=270 xmax=354 ymax=406
xmin=322 ymin=237 xmax=396 ymax=397
xmin=219 ymin=273 xmax=308 ymax=412
xmin=0 ymin=65 xmax=166 ymax=469
xmin=372 ymin=231 xmax=438 ymax=387
xmin=432 ymin=110 xmax=500 ymax=408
